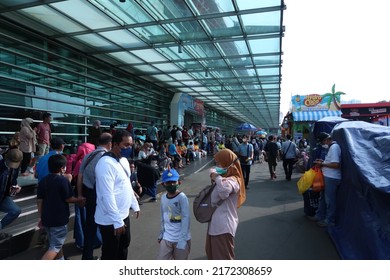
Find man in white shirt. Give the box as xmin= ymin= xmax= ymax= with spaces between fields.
xmin=314 ymin=133 xmax=342 ymax=227
xmin=95 ymin=129 xmax=140 ymax=260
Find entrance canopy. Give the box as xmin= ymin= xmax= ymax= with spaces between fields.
xmin=0 ymin=0 xmax=285 ymax=129
xmin=293 ymin=110 xmax=342 ymax=122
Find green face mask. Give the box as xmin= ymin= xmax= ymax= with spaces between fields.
xmin=165 ymin=184 xmax=179 ymax=194
xmin=215 ymin=166 xmax=228 ymax=175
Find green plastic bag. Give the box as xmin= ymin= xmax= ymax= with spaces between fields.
xmin=297 ymin=168 xmax=316 ymax=194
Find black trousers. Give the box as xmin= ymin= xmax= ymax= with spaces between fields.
xmin=20 ymin=152 xmax=31 ymax=173
xmin=98 ymin=216 xmax=130 ymax=260
xmin=81 ymin=186 xmax=100 ymax=260
xmin=240 ymin=164 xmax=251 ymax=187
xmin=283 ymin=158 xmax=295 ymax=180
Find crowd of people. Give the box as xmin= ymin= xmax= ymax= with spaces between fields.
xmin=0 ymin=114 xmax=342 ymax=260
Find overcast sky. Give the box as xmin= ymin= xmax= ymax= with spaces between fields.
xmin=280 ymin=0 xmax=390 ymax=116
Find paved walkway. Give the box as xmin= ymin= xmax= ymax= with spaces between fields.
xmin=7 ymin=156 xmax=340 ymax=260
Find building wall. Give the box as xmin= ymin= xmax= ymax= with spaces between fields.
xmin=0 ymin=21 xmax=173 ymax=146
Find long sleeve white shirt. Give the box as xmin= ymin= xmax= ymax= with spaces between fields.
xmin=94 ymin=155 xmax=140 ymax=229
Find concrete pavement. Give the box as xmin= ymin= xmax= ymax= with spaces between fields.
xmin=7 ymin=156 xmax=340 ymax=260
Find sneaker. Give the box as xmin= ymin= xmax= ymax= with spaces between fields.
xmin=317 ymin=220 xmax=328 ymax=227
xmin=0 ymin=232 xmax=11 ymax=240
xmin=149 ymin=198 xmax=157 ymax=202
xmin=306 ymin=215 xmax=318 ymax=222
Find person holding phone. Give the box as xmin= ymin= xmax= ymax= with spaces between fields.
xmin=0 ymin=148 xmax=23 ymax=240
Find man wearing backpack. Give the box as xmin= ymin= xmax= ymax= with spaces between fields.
xmin=95 ymin=129 xmax=140 ymax=260
xmin=76 ymin=132 xmax=112 ymax=260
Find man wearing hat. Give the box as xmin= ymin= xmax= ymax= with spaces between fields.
xmin=0 ymin=148 xmax=23 ymax=240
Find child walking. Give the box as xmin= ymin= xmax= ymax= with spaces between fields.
xmin=157 ymin=168 xmax=191 ymax=260
xmin=36 ymin=154 xmax=85 ymax=260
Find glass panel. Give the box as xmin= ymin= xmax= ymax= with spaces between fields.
xmin=133 ymin=64 xmax=157 ymax=73
xmin=151 ymin=74 xmax=174 ymax=82
xmin=236 ymin=0 xmax=282 ymax=10
xmin=131 ymin=49 xmax=167 ymax=63
xmin=20 ymin=6 xmax=85 ymax=33
xmin=249 ymin=38 xmax=280 ymax=54
xmin=212 ymin=70 xmax=236 ymax=79
xmin=142 ymin=0 xmax=193 ymax=20
xmin=199 ymin=59 xmax=227 ymax=68
xmin=253 ymin=55 xmax=280 ymax=66
xmin=73 ymin=34 xmax=116 ymax=50
xmin=132 ymin=25 xmax=174 ymax=44
xmin=217 ymin=40 xmax=249 ymax=56
xmin=174 ymin=59 xmax=201 ymax=70
xmin=108 ymin=51 xmax=143 ymax=64
xmin=165 ymin=82 xmax=183 ymax=87
xmin=52 ymin=0 xmax=117 ymax=29
xmin=153 ymin=63 xmax=181 ymax=72
xmin=242 ymin=12 xmax=281 ymax=35
xmin=188 ymin=43 xmax=221 ymax=59
xmin=202 ymin=16 xmax=241 ymax=38
xmin=226 ymin=57 xmax=253 ymax=68
xmin=100 ymin=30 xmax=148 ymax=48
xmin=94 ymin=0 xmax=153 ymax=24
xmin=163 ymin=21 xmax=208 ymax=41
xmin=189 ymin=0 xmax=235 ymax=15
xmin=256 ymin=67 xmax=279 ymax=76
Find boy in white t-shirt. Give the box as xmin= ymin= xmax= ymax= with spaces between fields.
xmin=157 ymin=168 xmax=191 ymax=260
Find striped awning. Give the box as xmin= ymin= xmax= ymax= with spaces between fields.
xmin=292 ymin=110 xmax=342 ymax=122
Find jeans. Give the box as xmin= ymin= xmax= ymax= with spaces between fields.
xmin=82 ymin=186 xmax=102 ymax=260
xmin=0 ymin=196 xmax=21 ymax=229
xmin=142 ymin=184 xmax=157 ymax=199
xmin=73 ymin=204 xmax=85 ymax=248
xmin=316 ymin=176 xmax=341 ymax=225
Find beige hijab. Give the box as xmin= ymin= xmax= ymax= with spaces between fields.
xmin=214 ymin=149 xmax=246 ymax=208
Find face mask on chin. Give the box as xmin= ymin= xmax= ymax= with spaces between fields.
xmin=321 ymin=144 xmax=329 ymax=149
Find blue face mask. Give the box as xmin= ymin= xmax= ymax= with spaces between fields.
xmin=215 ymin=166 xmax=228 ymax=175
xmin=120 ymin=147 xmax=132 ymax=158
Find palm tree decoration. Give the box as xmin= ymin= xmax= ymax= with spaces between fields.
xmin=323 ymin=84 xmax=345 ymax=110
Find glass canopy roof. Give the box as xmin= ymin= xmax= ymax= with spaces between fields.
xmin=0 ymin=0 xmax=285 ymax=129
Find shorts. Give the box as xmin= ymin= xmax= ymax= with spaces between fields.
xmin=45 ymin=225 xmax=68 ymax=253
xmin=36 ymin=143 xmax=49 ymax=156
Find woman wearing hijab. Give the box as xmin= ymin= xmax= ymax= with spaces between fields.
xmin=19 ymin=118 xmax=37 ymax=176
xmin=206 ymin=149 xmax=246 ymax=260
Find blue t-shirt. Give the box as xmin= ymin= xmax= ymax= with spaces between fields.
xmin=37 ymin=174 xmax=74 ymax=227
xmin=36 ymin=150 xmax=57 ymax=182
xmin=237 ymin=143 xmax=254 ymax=165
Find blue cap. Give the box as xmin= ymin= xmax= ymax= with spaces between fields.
xmin=161 ymin=168 xmax=180 ymax=183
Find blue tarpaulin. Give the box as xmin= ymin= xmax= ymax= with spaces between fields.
xmin=329 ymin=121 xmax=390 ymax=259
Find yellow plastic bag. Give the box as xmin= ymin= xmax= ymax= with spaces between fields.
xmin=297 ymin=168 xmax=316 ymax=194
